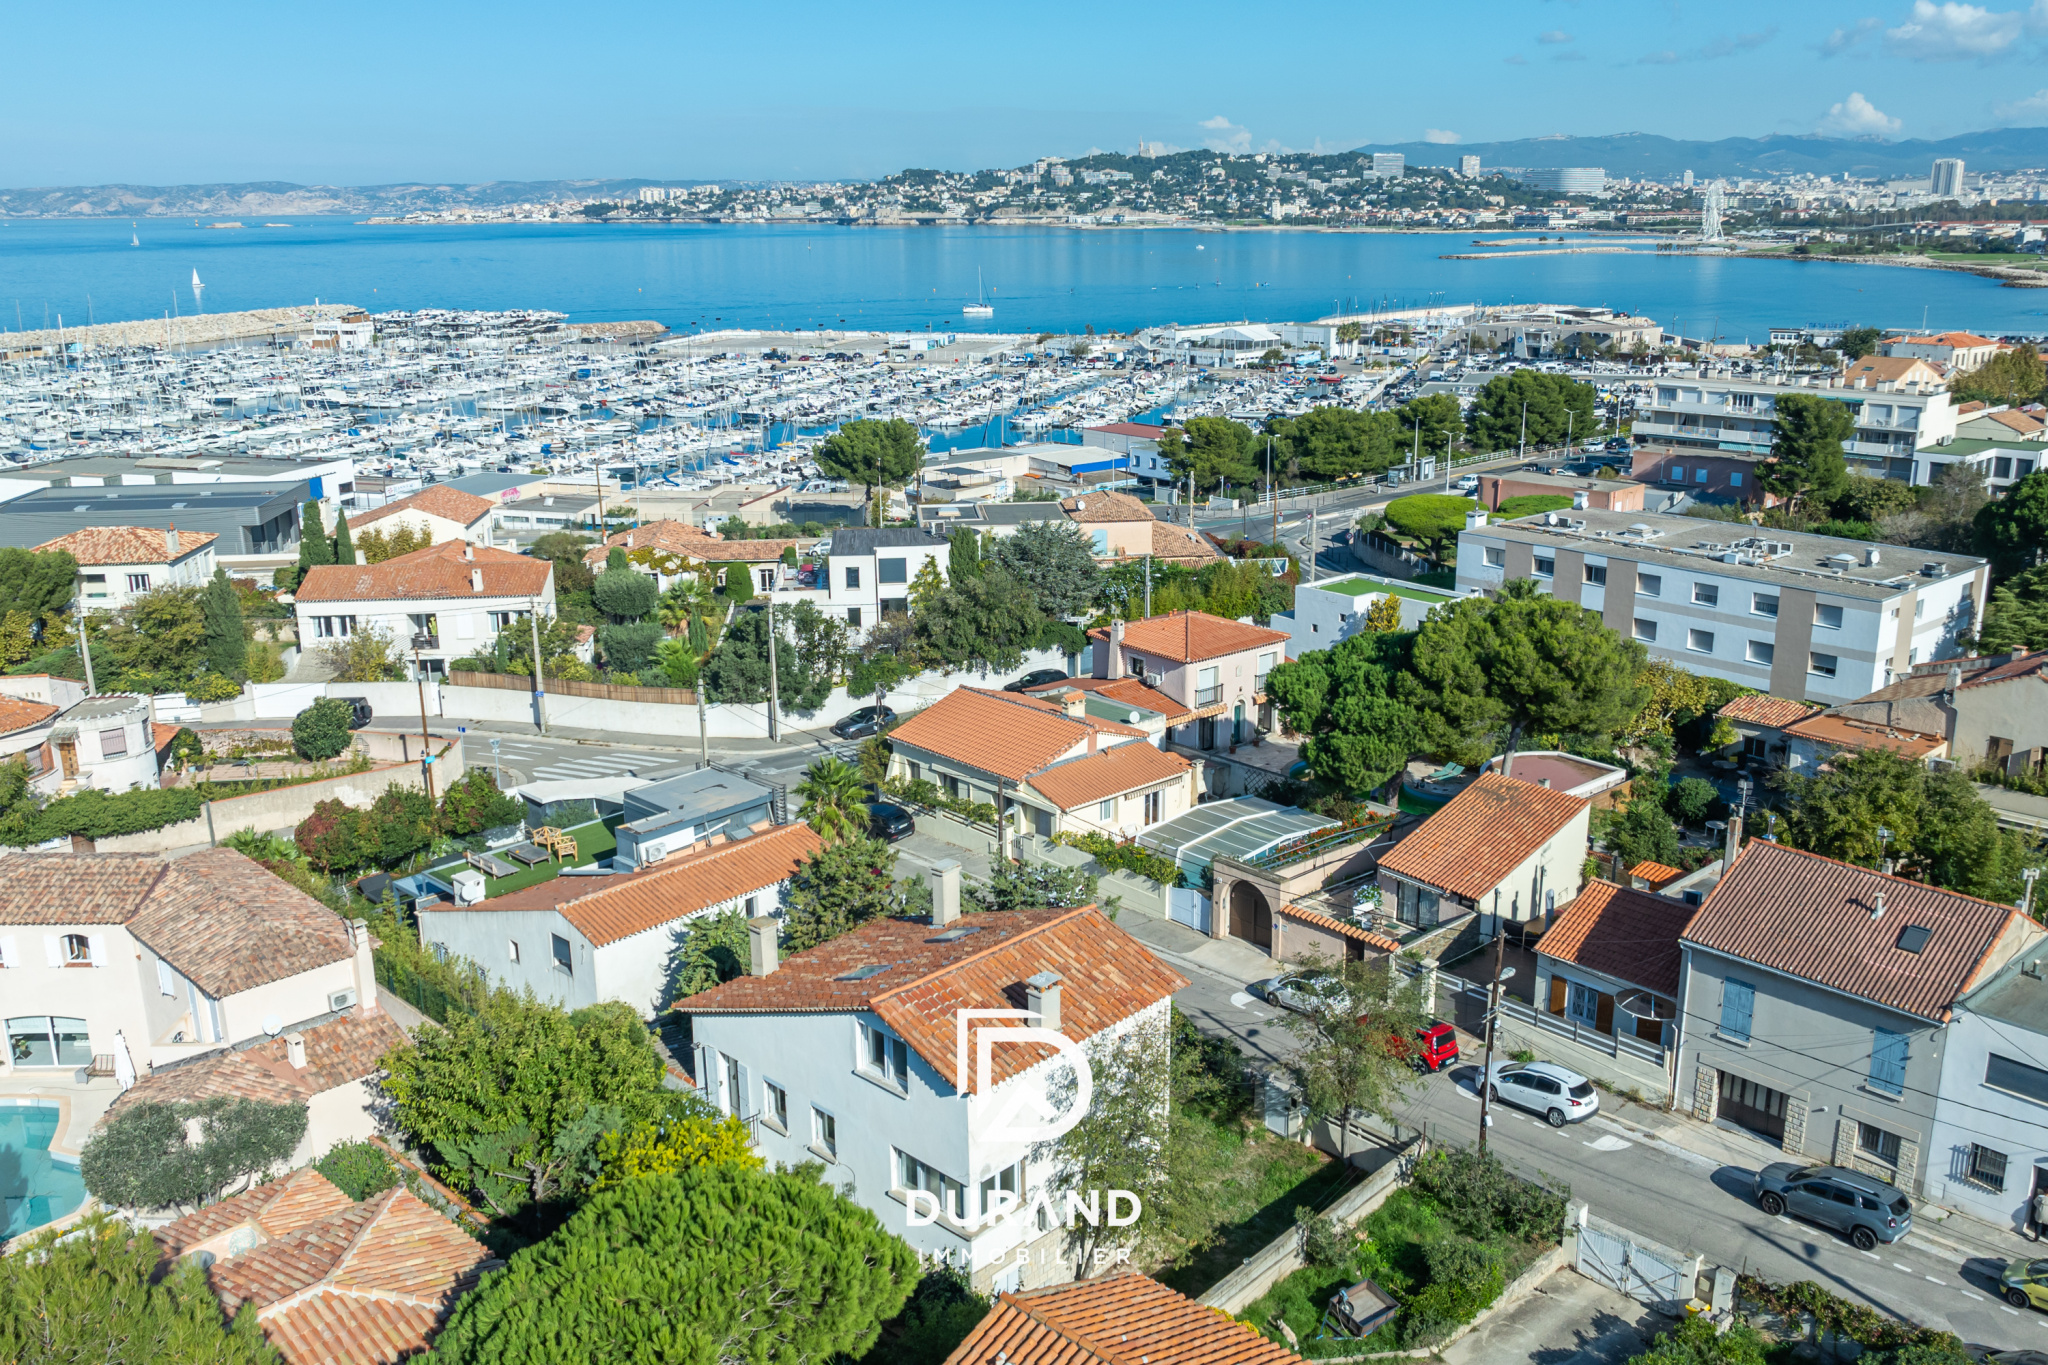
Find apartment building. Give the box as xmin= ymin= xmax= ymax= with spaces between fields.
xmin=1457 ymin=508 xmax=1989 ymax=704
xmin=1630 ymin=371 xmax=1958 ymax=485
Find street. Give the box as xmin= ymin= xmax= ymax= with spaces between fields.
xmin=450 ymin=726 xmax=861 ymax=792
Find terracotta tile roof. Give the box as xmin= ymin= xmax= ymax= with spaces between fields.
xmin=32 ymin=525 xmax=220 ymax=565
xmin=1900 ymin=331 xmax=1996 ymax=348
xmin=129 ymin=848 xmax=356 ymax=996
xmin=0 ymin=850 xmax=169 ymax=924
xmin=1629 ymin=860 xmax=1684 ymax=890
xmin=112 ymin=1010 xmax=408 ymax=1116
xmin=1717 ymin=694 xmax=1823 ymax=730
xmin=583 ymin=519 xmax=803 ymax=566
xmin=1984 ymin=409 xmax=2046 ymax=435
xmin=1844 ymin=355 xmax=1944 ymax=385
xmin=681 ymin=906 xmax=1187 ymax=1093
xmin=1028 ymin=743 xmax=1191 ymax=812
xmin=152 ymin=721 xmax=184 ymax=752
xmin=156 ymin=1168 xmax=357 ymax=1260
xmin=1960 ymin=650 xmax=2048 ymax=690
xmin=1538 ymin=880 xmax=1696 ymax=998
xmin=1376 ymin=772 xmax=1589 ymax=901
xmin=1781 ymin=713 xmax=1947 ymax=760
xmin=1025 ymin=675 xmax=1194 ymax=722
xmin=1153 ymin=520 xmax=1228 ymax=564
xmin=1277 ymin=903 xmax=1402 ymax=952
xmin=346 ymin=485 xmax=496 ymax=532
xmin=888 ymin=687 xmax=1146 ymax=783
xmin=1061 ymin=490 xmax=1153 ymax=523
xmin=1682 ymin=840 xmax=2036 ymax=1022
xmin=1088 ymin=610 xmax=1289 ymax=665
xmin=294 ymin=539 xmax=552 ymax=605
xmin=943 ymin=1269 xmax=1306 ymax=1365
xmin=0 ymin=695 xmax=58 ymax=736
xmin=436 ymin=822 xmax=822 ymax=947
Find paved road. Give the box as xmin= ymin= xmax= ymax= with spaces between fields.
xmin=452 ymin=729 xmax=855 ymax=791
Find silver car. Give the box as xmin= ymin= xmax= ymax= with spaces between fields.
xmin=1484 ymin=1060 xmax=1600 ymax=1127
xmin=1252 ymin=972 xmax=1352 ymax=1016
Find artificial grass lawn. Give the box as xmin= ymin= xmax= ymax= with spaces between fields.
xmin=1153 ymin=1108 xmax=1352 ymax=1299
xmin=424 ymin=818 xmax=618 ymax=898
xmin=1314 ymin=574 xmax=1456 ymax=604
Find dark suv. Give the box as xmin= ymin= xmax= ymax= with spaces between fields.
xmin=1754 ymin=1163 xmax=1913 ymax=1250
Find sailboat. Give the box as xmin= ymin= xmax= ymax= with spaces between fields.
xmin=191 ymin=269 xmax=205 ymax=314
xmin=962 ymin=268 xmax=993 ymax=318
xmin=130 ymin=222 xmax=139 ymax=247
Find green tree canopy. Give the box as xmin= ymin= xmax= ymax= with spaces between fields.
xmin=331 ymin=509 xmax=356 ymax=567
xmin=947 ymin=525 xmax=984 ymax=579
xmin=1759 ymin=392 xmax=1854 ymax=515
xmin=200 ymin=566 xmax=248 ymax=679
xmin=0 ymin=546 xmax=78 ymax=629
xmin=80 ymin=1096 xmax=308 ymax=1213
xmin=529 ymin=531 xmax=596 ymax=596
xmin=297 ymin=500 xmax=333 ymax=571
xmin=987 ymin=520 xmax=1100 ymax=618
xmin=1839 ymin=326 xmax=1884 ymax=361
xmin=1396 ymin=393 xmax=1466 ymax=455
xmin=1283 ymin=956 xmax=1427 ymax=1161
xmin=911 ymin=565 xmax=1046 ymax=672
xmin=1974 ymin=468 xmax=2048 ymax=579
xmin=1266 ymin=630 xmax=1423 ymax=794
xmin=1976 ymin=563 xmax=2048 ymax=653
xmin=1272 ymin=406 xmax=1402 ymax=481
xmin=426 ymin=1166 xmax=919 ymax=1365
xmin=1382 ymin=494 xmax=1477 ymax=562
xmin=795 ymin=755 xmax=868 ymax=843
xmin=291 ymin=696 xmax=355 ymax=760
xmin=592 ymin=566 xmax=658 ymax=621
xmin=816 ymin=418 xmax=926 ymax=524
xmin=1466 ymin=370 xmax=1597 ymax=452
xmin=1169 ymin=416 xmax=1260 ymax=495
xmin=1950 ymin=343 xmax=2047 ymax=408
xmin=967 ymin=857 xmax=1102 ymax=913
xmin=699 ymin=604 xmax=844 ymax=711
xmin=783 ymin=835 xmax=901 ymax=951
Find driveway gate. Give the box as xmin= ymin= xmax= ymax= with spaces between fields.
xmin=1575 ymin=1213 xmax=1696 ymax=1312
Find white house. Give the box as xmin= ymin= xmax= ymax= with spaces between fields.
xmin=34 ymin=525 xmax=221 ymax=612
xmin=417 ymin=822 xmax=822 ymax=1018
xmin=826 ymin=527 xmax=950 ymax=632
xmin=680 ymin=881 xmax=1187 ymax=1294
xmin=1275 ymin=575 xmax=1465 ymax=660
xmin=49 ymin=693 xmax=160 ymax=793
xmin=1928 ymin=949 xmax=2048 ymax=1234
xmin=344 ymin=485 xmax=498 ymax=552
xmin=292 ymin=539 xmax=555 ymax=678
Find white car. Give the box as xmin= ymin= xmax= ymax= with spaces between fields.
xmin=1454 ymin=474 xmax=1480 ymax=492
xmin=1484 ymin=1060 xmax=1599 ymax=1127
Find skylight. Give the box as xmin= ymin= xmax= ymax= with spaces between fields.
xmin=834 ymin=963 xmax=889 ymax=981
xmin=1896 ymin=925 xmax=1932 ymax=954
xmin=927 ymin=926 xmax=982 ymax=943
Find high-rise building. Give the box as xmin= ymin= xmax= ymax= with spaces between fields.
xmin=1931 ymin=158 xmax=1965 ymax=199
xmin=1371 ymin=152 xmax=1405 ymax=178
xmin=1682 ymin=170 xmax=1694 ymax=189
xmin=1459 ymin=155 xmax=1481 ymax=177
xmin=1521 ymin=167 xmax=1605 ymax=195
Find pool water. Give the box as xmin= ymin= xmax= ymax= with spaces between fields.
xmin=0 ymin=1103 xmax=85 ymax=1238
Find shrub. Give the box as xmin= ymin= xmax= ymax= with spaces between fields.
xmin=1493 ymin=494 xmax=1574 ymax=521
xmin=291 ymin=696 xmax=355 ymax=761
xmin=0 ymin=787 xmax=204 ymax=846
xmin=315 ymin=1139 xmax=401 ymax=1201
xmin=1667 ymin=776 xmax=1717 ymax=827
xmin=1408 ymin=1146 xmax=1567 ymax=1241
xmin=1294 ymin=1206 xmax=1350 ymax=1268
xmin=186 ymin=672 xmax=243 ymax=703
xmin=438 ymin=769 xmax=525 ymax=837
xmin=846 ymin=654 xmax=903 ymax=700
xmin=80 ymin=1096 xmax=308 ymax=1212
xmin=592 ymin=566 xmax=658 ymax=621
xmin=722 ymin=569 xmax=755 ymax=604
xmin=597 ymin=621 xmax=663 ymax=673
xmin=1052 ymin=829 xmax=1184 ymax=885
xmin=296 ymin=797 xmax=363 ymax=872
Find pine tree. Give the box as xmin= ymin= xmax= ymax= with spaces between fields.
xmin=298 ymin=500 xmax=333 ymax=572
xmin=908 ymin=557 xmax=946 ymax=614
xmin=331 ymin=510 xmax=357 ymax=566
xmin=200 ymin=567 xmax=247 ymax=678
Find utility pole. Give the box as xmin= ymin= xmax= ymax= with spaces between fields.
xmin=1518 ymin=401 xmax=1528 ymax=461
xmin=1477 ymin=926 xmax=1512 ymax=1154
xmin=697 ymin=685 xmax=709 ymax=768
xmin=1267 ymin=437 xmax=1277 ymax=550
xmin=74 ymin=608 xmax=96 ymax=695
xmin=1143 ymin=555 xmax=1152 ymax=616
xmin=765 ymin=601 xmax=781 ymax=742
xmin=1306 ymin=509 xmax=1317 ymax=582
xmin=411 ymin=635 xmax=437 ymax=803
xmin=527 ymin=597 xmax=548 ymax=736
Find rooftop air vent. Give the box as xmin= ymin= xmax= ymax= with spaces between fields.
xmin=1921 ymin=562 xmax=1944 ymax=577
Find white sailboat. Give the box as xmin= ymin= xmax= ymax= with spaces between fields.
xmin=962 ymin=268 xmax=993 ymax=318
xmin=130 ymin=222 xmax=139 ymax=247
xmin=191 ymin=269 xmax=205 ymax=314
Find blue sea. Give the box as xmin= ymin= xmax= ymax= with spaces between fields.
xmin=3 ymin=216 xmax=2046 ymax=340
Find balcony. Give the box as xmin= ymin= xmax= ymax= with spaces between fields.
xmin=1194 ymin=686 xmax=1223 ymax=707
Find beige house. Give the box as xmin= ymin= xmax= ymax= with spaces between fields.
xmin=1823 ymin=648 xmax=2048 ymax=774
xmin=1375 ymin=772 xmax=1592 ymax=932
xmin=346 ymin=484 xmax=498 ymax=553
xmin=34 ymin=525 xmax=220 ymax=612
xmin=1088 ymin=610 xmax=1290 ymax=751
xmin=293 ymin=539 xmax=555 ymax=678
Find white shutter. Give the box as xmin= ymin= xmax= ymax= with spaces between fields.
xmin=43 ymin=936 xmax=61 ymax=967
xmin=88 ymin=934 xmax=108 ymax=967
xmin=156 ymin=958 xmax=176 ymax=996
xmin=736 ymin=1063 xmax=753 ymax=1120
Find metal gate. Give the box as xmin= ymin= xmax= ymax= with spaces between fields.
xmin=1169 ymin=888 xmax=1212 ymax=934
xmin=1576 ymin=1215 xmax=1693 ymax=1312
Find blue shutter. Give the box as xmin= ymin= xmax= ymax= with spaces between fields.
xmin=1720 ymin=978 xmax=1755 ymax=1042
xmin=1870 ymin=1029 xmax=1908 ymax=1095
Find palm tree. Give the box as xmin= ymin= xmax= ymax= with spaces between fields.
xmin=795 ymin=756 xmax=868 ymax=843
xmin=657 ymin=573 xmax=714 ymax=636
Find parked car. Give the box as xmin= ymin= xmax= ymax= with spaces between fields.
xmin=1454 ymin=474 xmax=1480 ymax=492
xmin=867 ymin=801 xmax=915 ymax=842
xmin=1395 ymin=1021 xmax=1461 ymax=1073
xmin=345 ymin=698 xmax=374 ymax=729
xmin=1251 ymin=970 xmax=1352 ymax=1016
xmin=1604 ymin=438 xmax=1632 ymax=453
xmin=1005 ymin=668 xmax=1071 ymax=693
xmin=1753 ymin=1163 xmax=1913 ymax=1251
xmin=830 ymin=704 xmax=896 ymax=740
xmin=1483 ymin=1060 xmax=1599 ymax=1127
xmin=2003 ymin=1262 xmax=2048 ymax=1312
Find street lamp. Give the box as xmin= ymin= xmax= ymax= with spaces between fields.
xmin=411 ymin=631 xmax=437 ymax=802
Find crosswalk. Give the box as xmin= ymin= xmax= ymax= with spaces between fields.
xmin=526 ymin=753 xmax=656 ymax=782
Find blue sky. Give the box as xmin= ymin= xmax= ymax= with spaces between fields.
xmin=7 ymin=0 xmax=2048 ymax=185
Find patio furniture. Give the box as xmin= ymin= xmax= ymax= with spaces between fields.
xmin=1421 ymin=761 xmax=1465 ymax=784
xmin=533 ymin=826 xmax=579 ymax=862
xmin=87 ymin=1054 xmax=117 ymax=1079
xmin=506 ymin=843 xmax=551 ymax=868
xmin=465 ymin=850 xmax=518 ymax=879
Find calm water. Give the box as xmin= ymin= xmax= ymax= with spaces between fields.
xmin=3 ymin=216 xmax=2046 ymax=340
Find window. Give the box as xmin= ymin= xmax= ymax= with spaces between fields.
xmin=724 ymin=1055 xmax=743 ymax=1116
xmin=508 ymin=940 xmax=521 ymax=964
xmin=1859 ymin=1121 xmax=1902 ymax=1165
xmin=1144 ymin=789 xmax=1162 ymax=824
xmin=1129 ymin=655 xmax=1147 ymax=677
xmin=1986 ymin=1053 xmax=2048 ymax=1105
xmin=1808 ymin=652 xmax=1838 ymax=680
xmin=1687 ymin=628 xmax=1715 ymax=654
xmin=1484 ymin=546 xmax=1505 ymax=568
xmin=1196 ymin=665 xmax=1221 ymax=706
xmin=60 ymin=934 xmax=91 ymax=965
xmin=313 ymin=615 xmax=356 ymax=639
xmin=1914 ymin=597 xmax=1926 ymax=620
xmin=5 ymin=1016 xmax=89 ymax=1067
xmin=99 ymin=727 xmax=127 ymax=758
xmin=1720 ymin=978 xmax=1755 ymax=1042
xmin=1696 ymin=468 xmax=1709 ymax=484
xmin=811 ymin=1106 xmax=837 ymax=1158
xmin=126 ymin=573 xmax=150 ymax=592
xmin=1533 ymin=556 xmax=1555 ymax=578
xmin=1669 ymin=466 xmax=1687 ymax=484
xmin=1751 ymin=593 xmax=1779 ymax=618
xmin=1633 ymin=618 xmax=1657 ymax=643
xmin=980 ymin=1162 xmax=1022 ymax=1219
xmin=1815 ymin=603 xmax=1844 ymax=630
xmin=1091 ymin=528 xmax=1110 ymax=554
xmin=1747 ymin=640 xmax=1774 ymax=665
xmin=897 ymin=1150 xmax=967 ymax=1221
xmin=156 ymin=958 xmax=176 ymax=996
xmin=1098 ymin=797 xmax=1117 ymax=820
xmin=1692 ymin=583 xmax=1719 ymax=607
xmin=1869 ymin=1028 xmax=1908 ymax=1095
xmin=550 ymin=933 xmax=573 ymax=975
xmin=488 ymin=610 xmax=527 ymax=632
xmin=763 ymin=1080 xmax=789 ymax=1134
xmin=1966 ymin=1143 xmax=2009 ymax=1192
xmin=1584 ymin=563 xmax=1607 ymax=586
xmin=744 ymin=895 xmax=758 ymax=916
xmin=1895 ymin=925 xmax=1931 ymax=954
xmin=879 ymin=557 xmax=907 ymax=584
xmin=1638 ymin=572 xmax=1662 ymax=597
xmin=1730 ymin=472 xmax=1744 ymax=488
xmin=863 ymin=1022 xmax=909 ymax=1090
xmin=846 ymin=607 xmax=862 ymax=627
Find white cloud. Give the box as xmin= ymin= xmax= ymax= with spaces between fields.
xmin=1884 ymin=0 xmax=2025 ymax=59
xmin=1537 ymin=29 xmax=1572 ymax=43
xmin=1818 ymin=91 xmax=1904 ymax=135
xmin=1422 ymin=129 xmax=1462 ymax=144
xmin=1198 ymin=115 xmax=1251 ymax=154
xmin=1994 ymin=86 xmax=2048 ymax=120
xmin=1822 ymin=16 xmax=1883 ymax=53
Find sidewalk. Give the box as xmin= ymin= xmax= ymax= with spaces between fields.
xmin=1120 ymin=913 xmax=1278 ymax=988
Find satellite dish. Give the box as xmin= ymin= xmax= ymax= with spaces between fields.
xmin=262 ymin=1014 xmax=283 ymax=1036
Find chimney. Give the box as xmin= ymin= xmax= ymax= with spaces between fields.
xmin=748 ymin=916 xmax=780 ymax=976
xmin=930 ymin=859 xmax=962 ymax=926
xmin=471 ymin=568 xmax=484 ymax=593
xmin=349 ymin=919 xmax=380 ymax=1015
xmin=1609 ymin=850 xmax=1627 ymax=883
xmin=166 ymin=524 xmax=180 ymax=556
xmin=1106 ymin=620 xmax=1126 ymax=680
xmin=462 ymin=542 xmax=474 ymax=561
xmin=1724 ymin=811 xmax=1743 ymax=868
xmin=1059 ymin=688 xmax=1086 ymax=720
xmin=1465 ymin=508 xmax=1488 ymax=531
xmin=284 ymin=1032 xmax=306 ymax=1069
xmin=1025 ymin=970 xmax=1063 ymax=1033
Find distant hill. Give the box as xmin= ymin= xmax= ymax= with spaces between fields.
xmin=0 ymin=179 xmax=717 ymax=218
xmin=1354 ymin=128 xmax=2048 ymax=180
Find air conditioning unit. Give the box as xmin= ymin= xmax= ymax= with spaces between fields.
xmin=1144 ymin=672 xmax=1164 ymax=688
xmin=328 ymin=988 xmax=358 ymax=1012
xmin=451 ymin=869 xmax=486 ymax=906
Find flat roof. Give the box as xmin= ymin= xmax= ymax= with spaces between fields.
xmin=624 ymin=768 xmax=775 ymax=825
xmin=1482 ymin=471 xmax=1638 ymax=493
xmin=0 ymin=483 xmax=304 ymax=513
xmin=1309 ymin=574 xmax=1457 ymax=602
xmin=0 ymin=453 xmax=344 ymax=479
xmin=1918 ymin=437 xmax=2047 ymax=457
xmin=1474 ymin=507 xmax=1984 ymax=601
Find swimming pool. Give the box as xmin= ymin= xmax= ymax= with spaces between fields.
xmin=0 ymin=1102 xmax=85 ymax=1238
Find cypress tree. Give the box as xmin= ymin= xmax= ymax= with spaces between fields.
xmin=200 ymin=568 xmax=247 ymax=679
xmin=298 ymin=501 xmax=333 ymax=572
xmin=331 ymin=510 xmax=356 ymax=567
